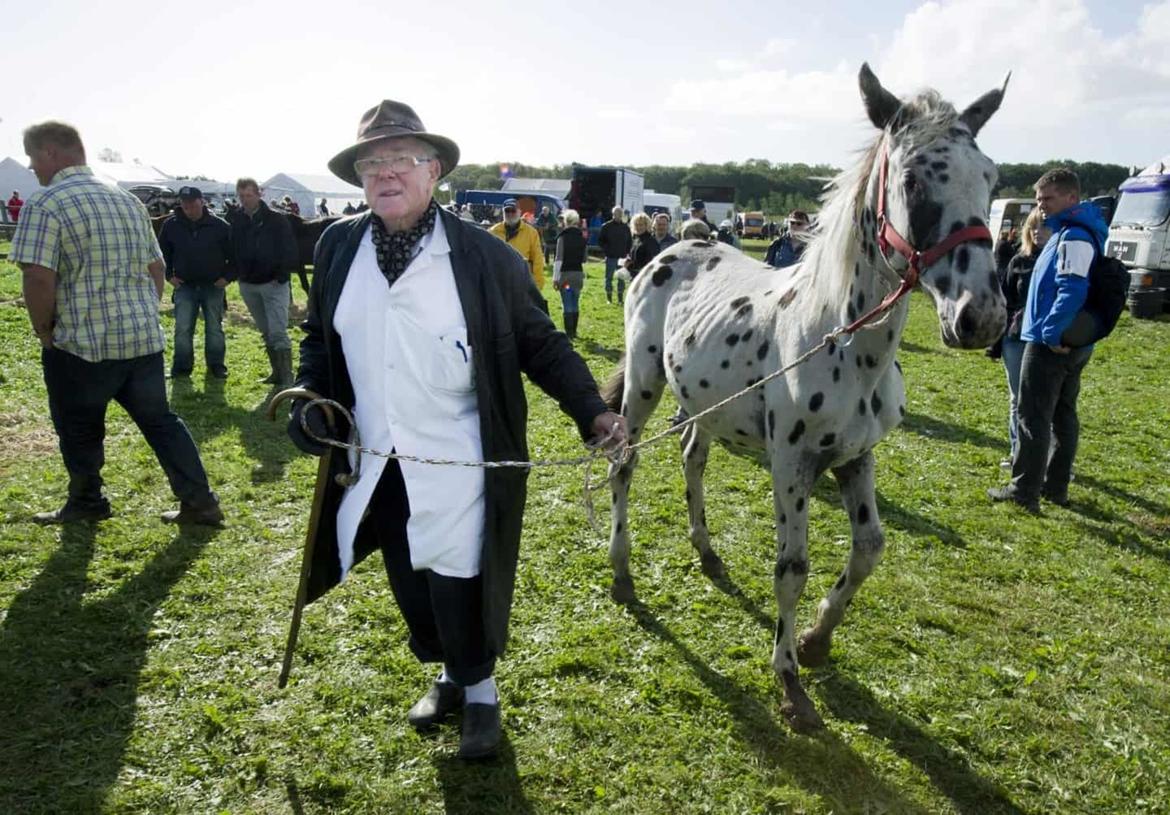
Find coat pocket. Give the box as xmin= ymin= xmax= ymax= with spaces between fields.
xmin=416 ymin=327 xmax=476 ymax=396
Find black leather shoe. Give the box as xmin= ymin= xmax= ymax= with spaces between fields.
xmin=458 ymin=703 xmax=501 ymax=759
xmin=1042 ymin=490 xmax=1070 ymax=507
xmin=161 ymin=502 xmax=224 ymax=526
xmin=407 ymin=681 xmax=464 ymax=730
xmin=987 ymin=486 xmax=1040 ymax=514
xmin=32 ymin=503 xmax=112 ymax=525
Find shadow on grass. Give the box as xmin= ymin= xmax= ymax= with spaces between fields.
xmin=1073 ymin=472 xmax=1170 ymax=520
xmin=900 ymin=341 xmax=943 ymax=355
xmin=624 ymin=600 xmax=935 ymax=815
xmin=817 ymin=667 xmax=1025 ymax=815
xmin=171 ymin=376 xmax=299 ymax=484
xmin=433 ymin=734 xmax=533 ymax=815
xmin=900 ymin=411 xmax=1004 ymax=451
xmin=582 ymin=340 xmax=623 ymax=364
xmin=0 ymin=522 xmax=216 ymax=813
xmin=876 ymin=492 xmax=969 ymax=548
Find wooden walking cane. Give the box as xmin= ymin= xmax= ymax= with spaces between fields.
xmin=267 ymin=386 xmax=348 ymax=688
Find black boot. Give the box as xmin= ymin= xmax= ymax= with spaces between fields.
xmin=261 ymin=346 xmax=279 ymax=384
xmin=567 ymin=312 xmax=579 ymax=339
xmin=274 ymin=348 xmax=294 ymax=388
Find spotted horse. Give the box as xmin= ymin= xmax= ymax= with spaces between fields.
xmin=600 ymin=63 xmax=1008 ymax=732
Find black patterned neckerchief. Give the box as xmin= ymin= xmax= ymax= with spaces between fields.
xmin=369 ymin=200 xmax=439 ymax=287
xmin=504 ymin=220 xmax=521 ymax=241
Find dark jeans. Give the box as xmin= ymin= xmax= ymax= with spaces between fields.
xmin=172 ymin=284 xmax=226 ymax=374
xmin=41 ymin=348 xmax=216 ymax=510
xmin=1010 ymin=342 xmax=1093 ymax=500
xmin=367 ymin=458 xmax=494 ymax=686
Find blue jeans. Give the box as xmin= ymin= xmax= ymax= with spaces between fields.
xmin=604 ymin=257 xmax=619 ymax=299
xmin=172 ymin=283 xmax=226 ymax=374
xmin=41 ymin=348 xmax=215 ymax=510
xmin=1001 ymin=336 xmax=1026 ymax=457
xmin=559 ymin=284 xmax=581 ymax=313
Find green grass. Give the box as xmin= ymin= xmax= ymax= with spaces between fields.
xmin=1 ymin=250 xmax=1168 ymax=814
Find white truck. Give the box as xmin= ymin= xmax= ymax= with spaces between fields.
xmin=1105 ymin=155 xmax=1170 ymax=313
xmin=569 ymin=165 xmax=644 ymax=246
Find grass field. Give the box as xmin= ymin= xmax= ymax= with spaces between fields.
xmin=1 ymin=239 xmax=1168 ymax=814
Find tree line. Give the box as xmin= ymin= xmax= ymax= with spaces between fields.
xmin=444 ymin=158 xmax=1135 ymax=214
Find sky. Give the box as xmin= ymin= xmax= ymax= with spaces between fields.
xmin=3 ymin=0 xmax=1169 ymax=188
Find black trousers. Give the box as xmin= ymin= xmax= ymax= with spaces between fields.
xmin=366 ymin=459 xmax=495 ymax=686
xmin=1010 ymin=342 xmax=1093 ymax=500
xmin=41 ymin=348 xmax=215 ymax=510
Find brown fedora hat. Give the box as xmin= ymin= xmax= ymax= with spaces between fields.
xmin=328 ymin=100 xmax=460 ymax=187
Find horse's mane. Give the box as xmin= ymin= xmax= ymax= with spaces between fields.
xmin=799 ymin=90 xmax=961 ymax=313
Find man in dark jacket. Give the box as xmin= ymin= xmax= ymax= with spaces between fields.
xmin=597 ymin=205 xmax=631 ymax=303
xmin=764 ymin=210 xmax=810 ymax=268
xmin=289 ymin=100 xmax=625 ymax=759
xmin=159 ymin=186 xmax=235 ymax=378
xmin=229 ymin=177 xmax=299 ymax=386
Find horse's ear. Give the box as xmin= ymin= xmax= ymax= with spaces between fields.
xmin=859 ymin=63 xmax=902 ymax=130
xmin=959 ymin=72 xmax=1011 ymax=137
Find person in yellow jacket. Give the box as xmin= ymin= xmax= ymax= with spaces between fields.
xmin=489 ymin=199 xmax=544 ymax=289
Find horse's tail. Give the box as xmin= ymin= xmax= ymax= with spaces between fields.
xmin=600 ymin=354 xmax=626 ymax=411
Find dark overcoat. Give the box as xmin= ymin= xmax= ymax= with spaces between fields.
xmin=295 ymin=208 xmax=609 ymax=655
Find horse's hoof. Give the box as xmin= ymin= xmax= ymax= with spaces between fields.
xmin=797 ymin=629 xmax=832 ymax=668
xmin=781 ymin=699 xmax=825 ymax=734
xmin=700 ymin=552 xmax=725 ymax=579
xmin=610 ymin=575 xmax=636 ymax=604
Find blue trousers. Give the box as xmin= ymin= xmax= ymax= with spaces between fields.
xmin=558 ymin=284 xmax=581 ymax=313
xmin=41 ymin=348 xmax=215 ymax=510
xmin=172 ymin=283 xmax=226 ymax=374
xmin=604 ymin=257 xmax=625 ymax=301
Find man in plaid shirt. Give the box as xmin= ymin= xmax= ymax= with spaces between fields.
xmin=13 ymin=121 xmax=223 ymax=525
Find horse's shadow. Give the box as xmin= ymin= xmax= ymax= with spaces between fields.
xmin=583 ymin=340 xmax=623 ymax=363
xmin=433 ymin=734 xmax=533 ymax=815
xmin=817 ymin=666 xmax=1023 ymax=815
xmin=899 ymin=411 xmax=1003 ymax=451
xmin=0 ymin=522 xmax=215 ymax=812
xmin=623 ymin=600 xmax=1011 ymax=815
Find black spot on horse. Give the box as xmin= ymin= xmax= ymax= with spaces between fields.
xmin=915 ymin=154 xmax=929 ymax=165
xmin=730 ymin=296 xmax=749 ymax=309
xmin=640 ymin=390 xmax=652 ymax=400
xmin=858 ymin=398 xmax=867 ymax=415
xmin=685 ymin=333 xmax=696 ymax=346
xmin=652 ymin=265 xmax=674 ymax=286
xmin=887 ymin=328 xmax=894 ymax=343
xmin=820 ymin=433 xmax=835 ymax=447
xmin=700 ymin=379 xmax=709 ymax=388
xmin=659 ymin=254 xmax=679 ymax=264
xmin=787 ymin=486 xmax=794 ymax=494
xmin=968 ymin=216 xmax=986 ymax=229
xmin=795 ymin=497 xmax=805 ymax=512
xmin=835 ymin=573 xmax=847 ymax=590
xmin=832 ymin=366 xmax=840 ymax=382
xmin=726 ymin=333 xmax=740 ymax=346
xmin=855 ymin=355 xmax=862 ymax=368
xmin=930 ymin=161 xmax=948 ymax=171
xmin=854 ymin=262 xmax=861 ymax=278
xmin=736 ymin=303 xmax=753 ymax=319
xmin=774 ymin=619 xmax=784 ymax=646
xmin=706 ymin=256 xmax=722 ymax=270
xmin=910 ymin=199 xmax=943 ymax=247
xmin=673 ymin=364 xmax=682 ymax=373
xmin=949 ymin=220 xmax=965 ymax=235
xmin=894 ymin=359 xmax=902 ymax=373
xmin=809 ymin=392 xmax=824 ymax=412
xmin=735 ymin=428 xmax=748 ymax=436
xmin=938 ymin=173 xmax=949 ymax=184
xmin=787 ymin=419 xmax=805 ymax=445
xmin=780 ymin=513 xmax=787 ymax=524
xmin=871 ymin=392 xmax=882 ymax=414
xmin=721 ymin=359 xmax=730 ymax=369
xmin=899 ymin=404 xmax=906 ymax=417
xmin=768 ymin=410 xmax=776 ymax=439
xmin=856 ymin=290 xmax=866 ymax=311
xmin=647 ymin=344 xmax=657 ymax=353
xmin=865 ymin=354 xmax=877 ymax=368
xmin=856 ymin=503 xmax=870 ymax=525
xmin=956 ymin=247 xmax=970 ymax=274
xmin=847 ymin=302 xmax=858 ymax=321
xmin=742 ymin=329 xmax=753 ymax=342
xmin=934 ymin=274 xmax=951 ymax=297
xmin=681 ymin=386 xmax=691 ymax=399
xmin=757 ymin=341 xmax=770 ymax=361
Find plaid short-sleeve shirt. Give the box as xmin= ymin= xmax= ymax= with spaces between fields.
xmin=11 ymin=165 xmax=166 ymax=361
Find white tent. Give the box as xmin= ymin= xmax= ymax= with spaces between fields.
xmin=0 ymin=157 xmax=43 ymax=223
xmin=502 ymin=177 xmax=571 ymax=197
xmin=90 ymin=160 xmax=176 ymax=189
xmin=261 ymin=172 xmax=365 ymax=217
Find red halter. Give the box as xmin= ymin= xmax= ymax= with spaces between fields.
xmin=843 ymin=145 xmax=994 ymax=335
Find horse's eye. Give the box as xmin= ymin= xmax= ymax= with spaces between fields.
xmin=904 ymin=174 xmax=918 ymax=193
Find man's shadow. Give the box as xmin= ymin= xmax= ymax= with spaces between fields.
xmin=170 ymin=375 xmax=300 ymax=484
xmin=432 ymin=734 xmax=533 ymax=815
xmin=0 ymin=522 xmax=216 ymax=812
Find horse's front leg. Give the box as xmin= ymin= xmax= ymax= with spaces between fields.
xmin=799 ymin=450 xmax=885 ymax=667
xmin=770 ymin=455 xmax=823 ymax=732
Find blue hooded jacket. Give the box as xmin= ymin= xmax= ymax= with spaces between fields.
xmin=1021 ymin=202 xmax=1109 ymax=345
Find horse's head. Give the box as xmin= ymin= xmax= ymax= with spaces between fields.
xmin=859 ymin=64 xmax=1008 ymax=349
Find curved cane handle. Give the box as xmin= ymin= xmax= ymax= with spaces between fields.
xmin=266 ymin=388 xmax=360 ymax=486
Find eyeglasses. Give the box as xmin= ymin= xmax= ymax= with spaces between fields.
xmin=503 ymin=206 xmax=517 ymax=213
xmin=353 ymin=155 xmax=435 ymax=177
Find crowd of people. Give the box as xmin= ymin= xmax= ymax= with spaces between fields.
xmin=9 ymin=103 xmax=1110 ymax=761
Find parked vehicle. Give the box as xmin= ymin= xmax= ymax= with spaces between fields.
xmin=1105 ymin=156 xmax=1170 ymax=312
xmin=988 ymin=198 xmax=1035 ymax=251
xmin=453 ymin=189 xmax=565 ymax=224
xmin=643 ymin=191 xmax=682 ymax=227
xmin=569 ymin=165 xmax=644 ymax=246
xmin=688 ymin=184 xmax=737 ymax=229
xmin=742 ymin=211 xmax=766 ymax=239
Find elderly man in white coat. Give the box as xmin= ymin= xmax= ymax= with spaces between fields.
xmin=288 ymin=100 xmax=625 ymax=759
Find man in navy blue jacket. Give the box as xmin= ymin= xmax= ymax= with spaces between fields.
xmin=159 ymin=186 xmax=235 ymax=378
xmin=989 ymin=168 xmax=1105 ymax=511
